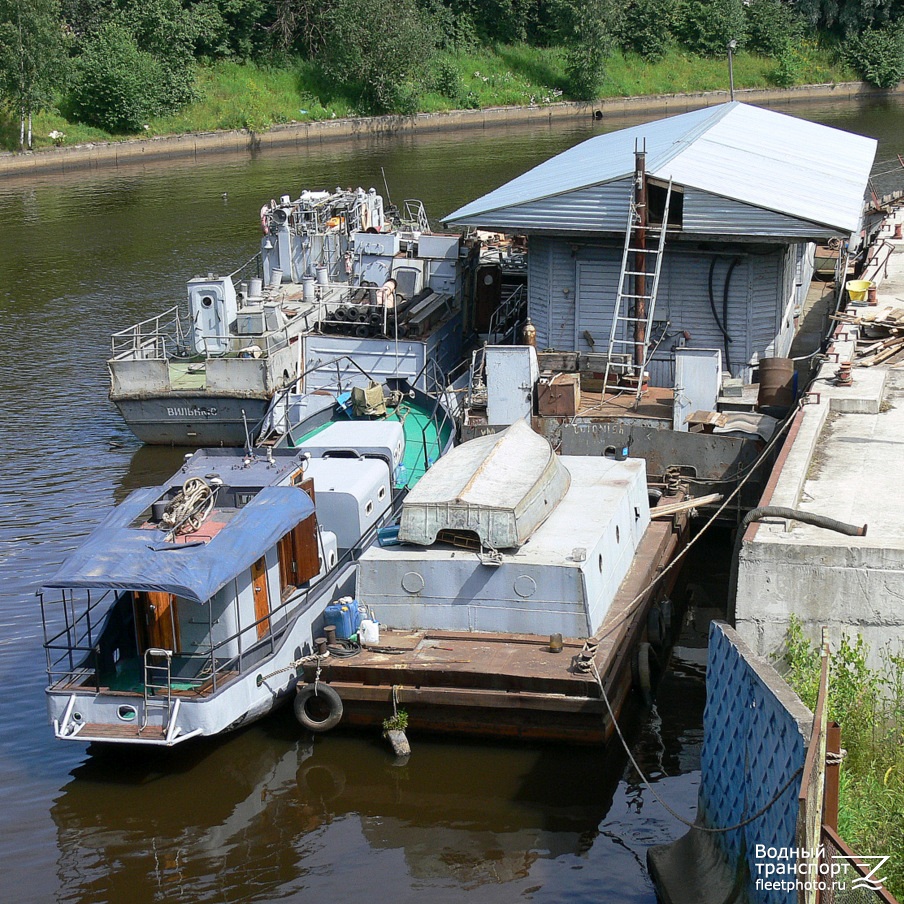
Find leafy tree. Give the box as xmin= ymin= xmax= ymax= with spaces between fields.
xmin=745 ymin=0 xmax=805 ymax=56
xmin=673 ymin=0 xmax=746 ymax=56
xmin=0 ymin=0 xmax=67 ymax=149
xmin=843 ymin=23 xmax=904 ymax=88
xmin=186 ymin=0 xmax=268 ymax=59
xmin=320 ymin=0 xmax=438 ymax=113
xmin=68 ymin=0 xmax=198 ymax=131
xmin=617 ymin=0 xmax=675 ymax=62
xmin=69 ymin=23 xmax=166 ymax=130
xmin=795 ymin=0 xmax=904 ymax=35
xmin=562 ymin=0 xmax=621 ymax=99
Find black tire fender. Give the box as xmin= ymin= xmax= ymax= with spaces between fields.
xmin=294 ymin=682 xmax=343 ymax=733
xmin=636 ymin=641 xmax=654 ymax=707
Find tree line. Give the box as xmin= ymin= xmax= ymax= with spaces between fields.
xmin=1 ymin=0 xmax=902 ymax=148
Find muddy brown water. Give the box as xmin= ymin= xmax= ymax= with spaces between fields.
xmin=2 ymin=95 xmax=901 ymax=902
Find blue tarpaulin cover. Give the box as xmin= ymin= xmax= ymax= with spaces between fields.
xmin=44 ymin=485 xmax=315 ymax=603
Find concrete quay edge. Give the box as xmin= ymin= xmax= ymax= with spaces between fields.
xmin=0 ymin=81 xmax=900 ymax=177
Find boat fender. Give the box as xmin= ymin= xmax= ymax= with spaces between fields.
xmin=635 ymin=642 xmax=654 ymax=707
xmin=260 ymin=204 xmax=270 ymax=235
xmin=294 ymin=682 xmax=343 ymax=732
xmin=646 ymin=604 xmax=667 ymax=650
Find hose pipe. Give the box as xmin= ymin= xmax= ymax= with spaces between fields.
xmin=728 ymin=506 xmax=868 ymax=621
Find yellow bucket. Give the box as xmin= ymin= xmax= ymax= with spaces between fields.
xmin=846 ymin=279 xmax=873 ymax=302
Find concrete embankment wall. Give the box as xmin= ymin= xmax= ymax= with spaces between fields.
xmin=0 ymin=82 xmax=899 ymax=177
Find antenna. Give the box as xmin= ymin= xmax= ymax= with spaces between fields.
xmin=381 ymin=166 xmax=393 ymax=206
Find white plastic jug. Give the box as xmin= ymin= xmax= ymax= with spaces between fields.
xmin=360 ymin=619 xmax=380 ymax=645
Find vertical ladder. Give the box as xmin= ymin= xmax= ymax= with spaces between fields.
xmin=602 ymin=180 xmax=672 ymax=402
xmin=142 ymin=647 xmax=173 ymax=733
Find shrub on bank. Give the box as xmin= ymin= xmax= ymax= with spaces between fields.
xmin=777 ymin=617 xmax=904 ymax=898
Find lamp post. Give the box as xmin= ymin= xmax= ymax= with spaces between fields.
xmin=727 ymin=39 xmax=737 ymax=101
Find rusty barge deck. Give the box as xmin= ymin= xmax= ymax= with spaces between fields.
xmin=302 ymin=503 xmax=687 ymax=744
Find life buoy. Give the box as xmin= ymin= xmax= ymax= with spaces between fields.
xmin=294 ymin=682 xmax=343 ymax=732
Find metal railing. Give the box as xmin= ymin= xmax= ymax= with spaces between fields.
xmin=487 ymin=283 xmax=527 ymax=345
xmin=110 ymin=306 xmax=187 ymax=360
xmin=39 ymin=511 xmax=396 ymax=701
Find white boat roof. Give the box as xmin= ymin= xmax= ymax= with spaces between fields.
xmin=398 ymin=419 xmax=570 ymax=548
xmin=444 ymin=102 xmax=877 ymax=235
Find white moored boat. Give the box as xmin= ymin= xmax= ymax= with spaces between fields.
xmin=39 ymin=404 xmax=449 ymax=746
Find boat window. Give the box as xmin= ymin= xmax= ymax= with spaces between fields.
xmin=365 ymin=500 xmax=374 ymax=515
xmin=378 ymin=486 xmax=386 ymax=500
xmin=616 ymin=526 xmax=620 ymax=543
xmin=598 ymin=554 xmax=603 ymax=572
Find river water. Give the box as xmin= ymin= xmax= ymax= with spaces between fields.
xmin=2 ymin=95 xmax=902 ymax=903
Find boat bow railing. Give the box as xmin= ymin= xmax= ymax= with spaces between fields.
xmin=111 ymin=306 xmax=189 ymax=360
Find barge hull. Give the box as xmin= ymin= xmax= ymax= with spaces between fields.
xmin=302 ymin=506 xmax=686 ymax=744
xmin=111 ymin=395 xmax=269 ymax=445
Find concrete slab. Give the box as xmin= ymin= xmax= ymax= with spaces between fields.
xmin=736 ymin=216 xmax=904 ymax=666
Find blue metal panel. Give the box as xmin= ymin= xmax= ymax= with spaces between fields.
xmin=528 ymin=236 xmax=551 ymax=348
xmin=700 ymin=622 xmax=811 ymax=904
xmin=683 ymin=189 xmax=841 ymax=240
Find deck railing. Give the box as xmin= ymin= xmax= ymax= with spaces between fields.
xmin=39 ymin=515 xmax=392 ymax=701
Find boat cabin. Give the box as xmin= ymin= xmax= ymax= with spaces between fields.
xmin=40 ymin=426 xmax=399 ymax=744
xmin=445 ymin=102 xmax=877 ymax=387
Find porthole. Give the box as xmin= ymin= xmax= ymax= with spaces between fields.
xmin=72 ymin=711 xmax=83 ymax=723
xmin=328 ymin=551 xmax=337 ymax=567
xmin=402 ymin=571 xmax=425 ymax=594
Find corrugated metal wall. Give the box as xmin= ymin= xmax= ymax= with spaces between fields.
xmin=463 ymin=180 xmax=844 ymax=240
xmin=682 ymin=189 xmax=838 ymax=239
xmin=465 ymin=180 xmax=634 ymax=234
xmin=527 ymin=236 xmax=803 ymax=382
xmin=527 ymin=239 xmax=550 ymax=347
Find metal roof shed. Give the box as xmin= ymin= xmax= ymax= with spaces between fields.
xmin=443 ymin=102 xmax=877 ymax=241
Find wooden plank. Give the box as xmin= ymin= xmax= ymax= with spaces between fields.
xmin=650 ymin=493 xmax=722 ymax=517
xmin=421 ymin=630 xmax=583 ymax=648
xmin=80 ymin=722 xmax=166 ymax=740
xmin=324 ymin=681 xmax=606 ymax=713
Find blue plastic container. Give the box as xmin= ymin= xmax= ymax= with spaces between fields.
xmin=378 ymin=524 xmax=401 ymax=547
xmin=323 ymin=598 xmax=364 ymax=640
